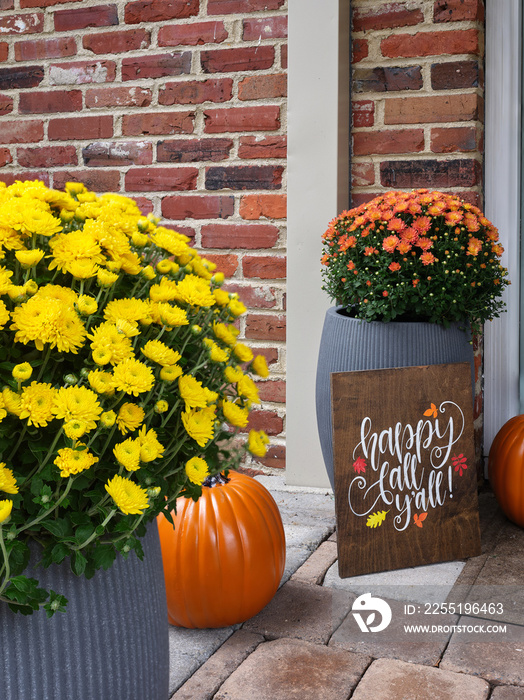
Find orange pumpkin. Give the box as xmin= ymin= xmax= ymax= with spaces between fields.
xmin=488 ymin=415 xmax=524 ymax=527
xmin=157 ymin=471 xmax=286 ymax=628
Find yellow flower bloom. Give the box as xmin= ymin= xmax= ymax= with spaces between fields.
xmin=48 ymin=229 xmax=105 ymax=278
xmin=150 ymin=302 xmax=188 ymax=327
xmin=185 ymin=456 xmax=209 ymax=486
xmin=203 ymin=338 xmax=230 ymax=363
xmin=104 ymin=298 xmax=152 ymax=326
xmin=149 ymin=277 xmax=178 ymax=303
xmin=63 ymin=419 xmax=88 ymax=439
xmin=252 ymin=354 xmax=270 ymax=378
xmin=96 ymin=268 xmax=119 ymax=287
xmin=113 ymin=358 xmax=155 ymax=396
xmin=2 ymin=387 xmax=21 ymax=416
xmin=237 ymin=375 xmax=260 ymax=404
xmin=0 ymin=499 xmax=13 ymax=524
xmin=247 ymin=429 xmax=269 ymax=457
xmin=154 ymin=400 xmax=168 ymax=414
xmin=12 ymin=362 xmax=33 ymax=381
xmin=15 ymin=248 xmax=45 ymax=268
xmin=151 ymin=227 xmax=191 ymax=258
xmin=92 ymin=346 xmax=112 ymax=365
xmin=113 ymin=438 xmax=141 ymax=471
xmin=156 ymin=259 xmax=173 ymax=274
xmin=0 ymin=266 xmax=13 ymax=294
xmin=141 ymin=339 xmax=181 ymax=367
xmin=105 ymin=474 xmax=150 ymax=515
xmin=88 ymin=321 xmax=134 ymax=365
xmin=213 ymin=288 xmax=230 ymax=306
xmin=142 ymin=265 xmax=156 ymax=280
xmin=181 ymin=406 xmax=216 ymax=447
xmin=224 ymin=365 xmax=244 ymax=384
xmin=234 ymin=343 xmax=254 ymax=363
xmin=175 ymin=274 xmax=215 ymax=307
xmin=77 ymin=295 xmax=98 ymax=316
xmin=178 ymin=374 xmax=218 ymax=409
xmin=137 ymin=426 xmax=164 ymax=462
xmin=88 ymin=369 xmax=115 ymax=395
xmin=100 ymin=410 xmax=116 ymax=428
xmin=213 ymin=321 xmax=238 ymax=346
xmin=53 ymin=386 xmax=102 ymax=432
xmin=228 ymin=298 xmax=247 ymax=317
xmin=54 ymin=445 xmax=99 ymax=477
xmin=116 ymin=402 xmax=145 ymax=434
xmin=0 ymin=463 xmax=18 ymax=494
xmin=221 ymin=399 xmax=249 ymax=428
xmin=19 ymin=381 xmax=56 ymax=427
xmin=159 ymin=364 xmax=183 ymax=382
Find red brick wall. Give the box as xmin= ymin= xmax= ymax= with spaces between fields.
xmin=0 ymin=0 xmax=287 ymax=471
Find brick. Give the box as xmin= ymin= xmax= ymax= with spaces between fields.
xmin=431 ymin=60 xmax=479 ymax=90
xmin=18 ymin=145 xmax=77 ymax=168
xmin=0 ymin=65 xmax=43 ymax=90
xmin=83 ymin=29 xmax=150 ymax=55
xmin=238 ymin=136 xmax=286 ymax=159
xmin=431 ymin=126 xmax=478 ymax=153
xmin=238 ymin=73 xmax=287 ymax=100
xmin=207 ymin=0 xmax=285 ymax=13
xmin=352 ymin=38 xmax=368 ymax=63
xmin=53 ymin=170 xmax=120 ymax=193
xmin=291 ymin=541 xmax=338 ymax=585
xmin=243 ymin=15 xmax=287 ymax=40
xmin=0 ymin=93 xmax=11 ymax=115
xmin=124 ymin=0 xmax=199 ymax=23
xmin=224 ymin=281 xmax=278 ymax=309
xmin=201 ymin=223 xmax=279 ymax=249
xmin=131 ymin=196 xmax=154 ymax=215
xmin=353 ymin=65 xmax=422 ymax=93
xmin=0 ymin=171 xmax=50 ymax=186
xmin=0 ymin=0 xmax=13 ymax=7
xmin=353 ymin=128 xmax=424 ymax=156
xmin=245 ymin=313 xmax=285 ymax=342
xmin=157 ymin=138 xmax=233 ymax=163
xmin=19 ymin=90 xmax=82 ymax=114
xmin=243 ymin=255 xmax=286 ymax=279
xmin=15 ymin=37 xmax=76 ymax=61
xmin=0 ymin=13 xmax=43 ymax=35
xmin=206 ymin=165 xmax=284 ymax=191
xmin=258 ymin=444 xmax=285 ymax=469
xmin=159 ymin=78 xmax=233 ymax=105
xmin=256 ymin=379 xmax=285 ymax=403
xmin=122 ymin=111 xmax=194 ymax=136
xmin=240 ymin=194 xmax=286 ymax=220
xmin=0 ymin=148 xmax=12 ymax=166
xmin=54 ymin=5 xmax=118 ymax=32
xmin=124 ymin=167 xmax=197 ymax=192
xmin=384 ymin=93 xmax=481 ymax=124
xmin=204 ymin=106 xmax=280 ymax=134
xmin=49 ymin=60 xmax=116 ymax=85
xmin=122 ymin=52 xmax=191 ymax=81
xmin=201 ymin=46 xmax=275 ymax=73
xmin=280 ymin=43 xmax=287 ymax=69
xmin=353 ymin=100 xmax=374 ymax=127
xmin=85 ymin=86 xmax=152 ymax=109
xmin=380 ymin=158 xmax=481 ymax=189
xmin=382 ymin=29 xmax=479 ymax=58
xmin=161 ymin=194 xmax=234 ymax=220
xmin=158 ymin=20 xmax=227 ymax=46
xmin=83 ymin=142 xmax=153 ymax=167
xmin=201 ymin=253 xmax=239 ymax=277
xmin=352 ymin=162 xmax=375 ymax=187
xmin=48 ymin=115 xmax=113 ymax=140
xmin=0 ymin=119 xmax=43 ymax=143
xmin=21 ymin=0 xmax=82 ymax=6
xmin=353 ymin=3 xmax=424 ymax=31
xmin=246 ymin=408 xmax=283 ymax=435
xmin=0 ymin=43 xmax=7 ymax=62
xmin=434 ymin=0 xmax=484 ymax=23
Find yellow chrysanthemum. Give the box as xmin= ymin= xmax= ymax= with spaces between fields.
xmin=175 ymin=274 xmax=215 ymax=307
xmin=154 ymin=400 xmax=169 ymax=414
xmin=2 ymin=387 xmax=21 ymax=416
xmin=234 ymin=343 xmax=254 ymax=363
xmin=181 ymin=406 xmax=216 ymax=447
xmin=0 ymin=266 xmax=13 ymax=294
xmin=113 ymin=438 xmax=141 ymax=471
xmin=213 ymin=288 xmax=230 ymax=306
xmin=213 ymin=321 xmax=238 ymax=346
xmin=0 ymin=499 xmax=13 ymax=524
xmin=221 ymin=399 xmax=249 ymax=428
xmin=224 ymin=365 xmax=244 ymax=384
xmin=88 ymin=321 xmax=134 ymax=365
xmin=237 ymin=375 xmax=260 ymax=404
xmin=96 ymin=268 xmax=119 ymax=287
xmin=63 ymin=419 xmax=88 ymax=439
xmin=104 ymin=298 xmax=152 ymax=326
xmin=178 ymin=374 xmax=218 ymax=409
xmin=113 ymin=358 xmax=155 ymax=396
xmin=247 ymin=429 xmax=269 ymax=458
xmin=48 ymin=229 xmax=105 ymax=278
xmin=137 ymin=426 xmax=164 ymax=462
xmin=12 ymin=362 xmax=32 ymax=381
xmin=19 ymin=381 xmax=56 ymax=427
xmin=105 ymin=474 xmax=150 ymax=515
xmin=228 ymin=298 xmax=247 ymax=317
xmin=150 ymin=302 xmax=188 ymax=328
xmin=88 ymin=369 xmax=115 ymax=395
xmin=116 ymin=402 xmax=145 ymax=435
xmin=0 ymin=463 xmax=18 ymax=494
xmin=185 ymin=456 xmax=209 ymax=486
xmin=203 ymin=339 xmax=230 ymax=364
xmin=151 ymin=227 xmax=191 ymax=258
xmin=100 ymin=410 xmax=116 ymax=428
xmin=53 ymin=386 xmax=102 ymax=432
xmin=141 ymin=339 xmax=181 ymax=367
xmin=156 ymin=259 xmax=173 ymax=274
xmin=76 ymin=295 xmax=98 ymax=316
xmin=159 ymin=364 xmax=183 ymax=382
xmin=149 ymin=277 xmax=179 ymax=303
xmin=252 ymin=355 xmax=270 ymax=378
xmin=54 ymin=445 xmax=98 ymax=477
xmin=15 ymin=248 xmax=45 ymax=268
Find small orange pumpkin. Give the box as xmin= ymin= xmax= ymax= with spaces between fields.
xmin=488 ymin=415 xmax=524 ymax=527
xmin=157 ymin=471 xmax=286 ymax=628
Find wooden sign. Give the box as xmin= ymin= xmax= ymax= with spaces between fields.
xmin=331 ymin=363 xmax=481 ymax=578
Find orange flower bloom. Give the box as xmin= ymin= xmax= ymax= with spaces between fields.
xmin=388 ymin=262 xmax=401 ymax=272
xmin=412 ymin=216 xmax=431 ymax=233
xmin=467 ymin=237 xmax=483 ymax=256
xmin=382 ymin=235 xmax=399 ymax=253
xmin=420 ymin=252 xmax=436 ymax=266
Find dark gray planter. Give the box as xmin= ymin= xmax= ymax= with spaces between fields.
xmin=0 ymin=521 xmax=169 ymax=700
xmin=315 ymin=306 xmax=474 ymax=489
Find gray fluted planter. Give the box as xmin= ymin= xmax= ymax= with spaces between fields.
xmin=316 ymin=306 xmax=474 ymax=489
xmin=0 ymin=521 xmax=169 ymax=700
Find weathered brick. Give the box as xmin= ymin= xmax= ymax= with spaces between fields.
xmin=131 ymin=196 xmax=154 ymax=215
xmin=434 ymin=0 xmax=484 ymax=23
xmin=243 ymin=15 xmax=287 ymax=40
xmin=83 ymin=29 xmax=150 ymax=55
xmin=224 ymin=282 xmax=277 ymax=309
xmin=157 ymin=138 xmax=233 ymax=163
xmin=381 ymin=29 xmax=479 ymax=58
xmin=161 ymin=194 xmax=234 ymax=220
xmin=250 ymin=346 xmax=278 ymax=368
xmin=122 ymin=52 xmax=191 ymax=80
xmin=258 ymin=444 xmax=285 ymax=470
xmin=245 ymin=408 xmax=283 ymax=435
xmin=384 ymin=93 xmax=481 ymax=124
xmin=0 ymin=65 xmax=43 ymax=90
xmin=246 ymin=313 xmax=285 ymax=342
xmin=351 ymin=161 xmax=375 ymax=187
xmin=353 ymin=128 xmax=424 ymax=156
xmin=19 ymin=90 xmax=82 ymax=114
xmin=353 ymin=65 xmax=422 ymax=93
xmin=206 ymin=165 xmax=283 ymax=191
xmin=124 ymin=0 xmax=199 ymax=23
xmin=207 ymin=0 xmax=285 ymax=13
xmin=431 ymin=60 xmax=479 ymax=90
xmin=158 ymin=20 xmax=228 ymax=46
xmin=200 ymin=253 xmax=239 ymax=277
xmin=122 ymin=111 xmax=194 ymax=136
xmin=124 ymin=167 xmax=198 ymax=192
xmin=353 ymin=3 xmax=424 ymax=31
xmin=83 ymin=141 xmax=153 ymax=167
xmin=204 ymin=106 xmax=280 ymax=133
xmin=0 ymin=43 xmax=7 ymax=62
xmin=256 ymin=379 xmax=285 ymax=403
xmin=238 ymin=73 xmax=287 ymax=100
xmin=54 ymin=5 xmax=118 ymax=32
xmin=0 ymin=171 xmax=49 ymax=186
xmin=15 ymin=37 xmax=76 ymax=61
xmin=49 ymin=60 xmax=116 ymax=85
xmin=0 ymin=0 xmax=14 ymax=8
xmin=0 ymin=119 xmax=43 ymax=143
xmin=243 ymin=255 xmax=286 ymax=279
xmin=352 ymin=37 xmax=368 ymax=63
xmin=0 ymin=147 xmax=12 ymax=166
xmin=431 ymin=126 xmax=478 ymax=153
xmin=353 ymin=100 xmax=374 ymax=127
xmin=48 ymin=115 xmax=113 ymax=140
xmin=0 ymin=93 xmax=12 ymax=115
xmin=201 ymin=46 xmax=274 ymax=73
xmin=201 ymin=223 xmax=279 ymax=249
xmin=21 ymin=0 xmax=81 ymax=6
xmin=159 ymin=78 xmax=233 ymax=105
xmin=239 ymin=194 xmax=286 ymax=220
xmin=0 ymin=13 xmax=43 ymax=35
xmin=280 ymin=43 xmax=287 ymax=69
xmin=85 ymin=86 xmax=152 ymax=109
xmin=53 ymin=170 xmax=120 ymax=193
xmin=238 ymin=136 xmax=286 ymax=159
xmin=380 ymin=158 xmax=481 ymax=189
xmin=18 ymin=145 xmax=77 ymax=168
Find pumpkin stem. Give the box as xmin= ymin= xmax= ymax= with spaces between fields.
xmin=203 ymin=472 xmax=231 ymax=488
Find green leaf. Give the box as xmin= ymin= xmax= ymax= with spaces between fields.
xmin=50 ymin=542 xmax=70 ymax=565
xmin=74 ymin=524 xmax=94 ymax=546
xmin=93 ymin=543 xmax=116 ymax=571
xmin=42 ymin=518 xmax=72 ymax=538
xmin=72 ymin=550 xmax=87 ymax=576
xmin=44 ymin=591 xmax=68 ymax=618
